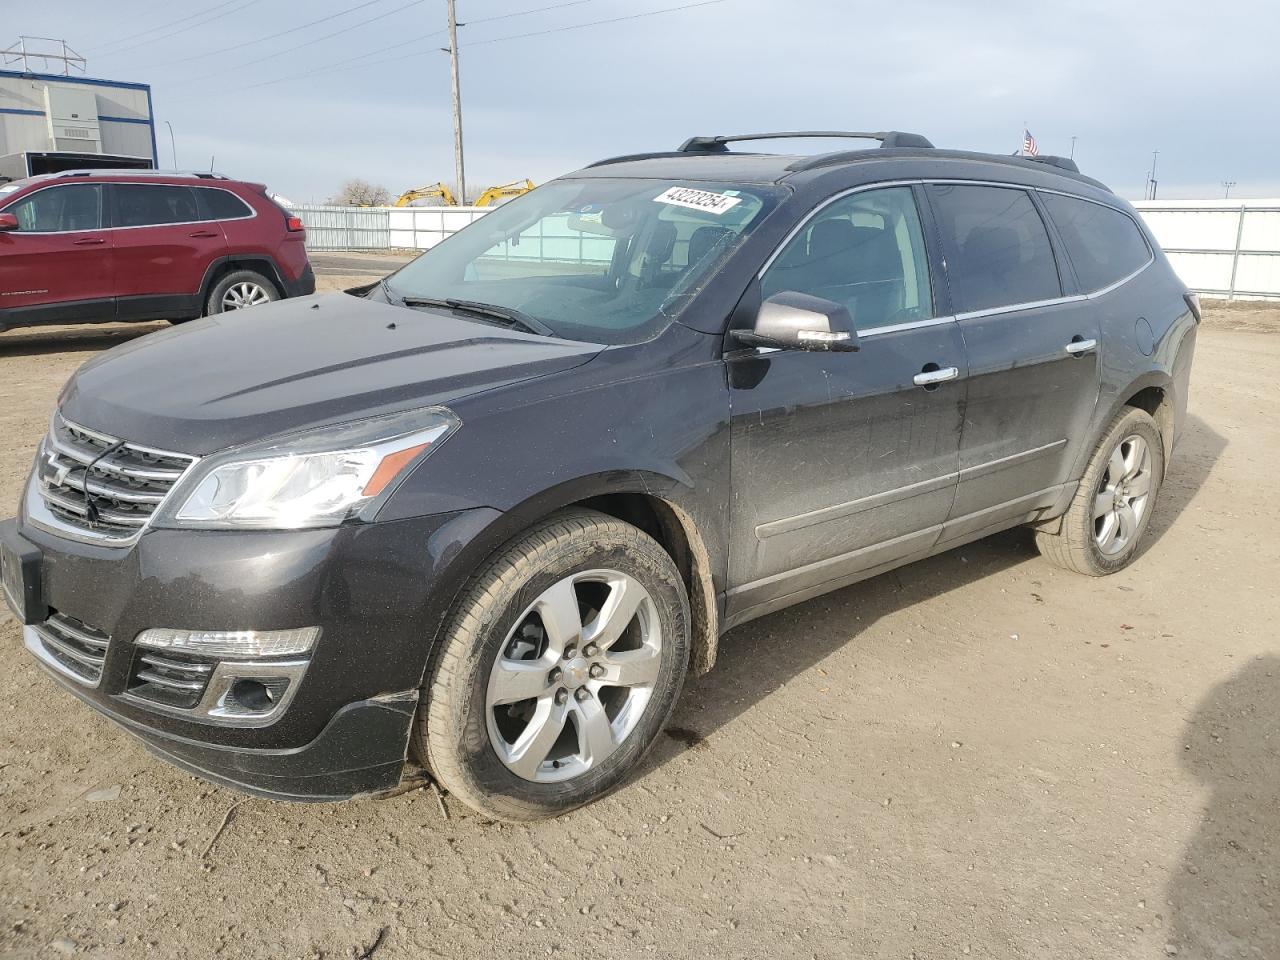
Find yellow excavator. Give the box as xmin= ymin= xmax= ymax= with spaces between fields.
xmin=474 ymin=178 xmax=535 ymax=207
xmin=393 ymin=179 xmax=535 ymax=208
xmin=394 ymin=182 xmax=458 ymax=207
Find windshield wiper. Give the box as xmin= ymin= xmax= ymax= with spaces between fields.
xmin=400 ymin=296 xmax=554 ymax=336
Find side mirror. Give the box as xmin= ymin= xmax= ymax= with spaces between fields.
xmin=732 ymin=291 xmax=859 ymax=352
xmin=0 ymin=213 xmax=18 ymax=231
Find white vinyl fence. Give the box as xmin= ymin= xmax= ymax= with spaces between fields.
xmin=1133 ymin=199 xmax=1280 ymax=300
xmin=290 ymin=204 xmax=492 ymax=251
xmin=291 ymin=205 xmax=392 ymax=251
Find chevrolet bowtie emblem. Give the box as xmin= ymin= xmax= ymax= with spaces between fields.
xmin=48 ymin=452 xmax=73 ymax=487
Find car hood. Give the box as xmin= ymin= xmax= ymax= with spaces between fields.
xmin=60 ymin=293 xmax=603 ymax=455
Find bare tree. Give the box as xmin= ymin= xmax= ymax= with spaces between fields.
xmin=330 ymin=179 xmax=393 ymax=207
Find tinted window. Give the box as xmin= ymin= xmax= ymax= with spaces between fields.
xmin=197 ymin=187 xmax=253 ymax=221
xmin=1040 ymin=193 xmax=1150 ymax=292
xmin=928 ymin=184 xmax=1061 ymax=313
xmin=114 ymin=184 xmax=199 ymax=227
xmin=761 ymin=186 xmax=933 ymax=328
xmin=6 ymin=185 xmax=102 ymax=232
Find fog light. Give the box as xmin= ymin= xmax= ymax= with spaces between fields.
xmin=226 ymin=677 xmax=290 ymax=713
xmin=135 ymin=627 xmax=319 ymax=658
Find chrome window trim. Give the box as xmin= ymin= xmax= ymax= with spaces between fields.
xmin=858 ymin=314 xmax=958 ymax=338
xmin=1031 ymin=188 xmax=1156 ymax=296
xmin=742 ymin=175 xmax=1158 ymax=346
xmin=924 ymin=179 xmax=1155 ymax=317
xmin=755 ymin=178 xmax=925 ymax=280
xmin=0 ymin=182 xmax=257 ymax=235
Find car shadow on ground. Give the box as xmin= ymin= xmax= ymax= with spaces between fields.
xmin=648 ymin=412 xmax=1227 ymax=767
xmin=1165 ymin=654 xmax=1280 ymax=958
xmin=0 ymin=321 xmax=168 ymax=357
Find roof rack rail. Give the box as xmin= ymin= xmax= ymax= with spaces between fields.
xmin=55 ymin=169 xmax=230 ymax=180
xmin=677 ymin=130 xmax=934 ymax=153
xmin=1026 ymin=155 xmax=1080 ymax=173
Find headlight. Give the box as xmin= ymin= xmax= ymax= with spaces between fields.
xmin=159 ymin=406 xmax=459 ymax=530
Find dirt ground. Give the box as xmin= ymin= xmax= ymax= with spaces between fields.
xmin=0 ymin=277 xmax=1277 ymax=960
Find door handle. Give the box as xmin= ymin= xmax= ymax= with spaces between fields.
xmin=188 ymin=230 xmax=219 ymax=238
xmin=913 ymin=366 xmax=959 ymax=387
xmin=72 ymin=237 xmax=105 ymax=245
xmin=1065 ymin=337 xmax=1098 ymax=356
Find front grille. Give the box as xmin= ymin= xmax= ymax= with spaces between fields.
xmin=128 ymin=650 xmax=215 ymax=709
xmin=35 ymin=416 xmax=197 ymax=541
xmin=33 ymin=612 xmax=110 ymax=685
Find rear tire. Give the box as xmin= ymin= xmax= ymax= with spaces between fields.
xmin=205 ymin=269 xmax=279 ymax=316
xmin=414 ymin=508 xmax=690 ymax=821
xmin=1035 ymin=407 xmax=1164 ymax=576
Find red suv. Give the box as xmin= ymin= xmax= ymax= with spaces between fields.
xmin=0 ymin=170 xmax=314 ymax=331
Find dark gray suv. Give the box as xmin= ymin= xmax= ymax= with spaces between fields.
xmin=1 ymin=131 xmax=1198 ymax=820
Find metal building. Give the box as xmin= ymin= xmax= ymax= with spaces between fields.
xmin=0 ymin=68 xmax=156 ymax=180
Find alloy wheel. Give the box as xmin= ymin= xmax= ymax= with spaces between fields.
xmin=486 ymin=569 xmax=663 ymax=783
xmin=1093 ymin=434 xmax=1154 ymax=555
xmin=222 ymin=282 xmax=272 ymax=310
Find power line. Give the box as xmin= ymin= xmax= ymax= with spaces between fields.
xmin=467 ymin=0 xmax=726 ymax=47
xmin=465 ymin=0 xmax=595 ymax=26
xmin=166 ymin=0 xmax=431 ymax=81
xmin=236 ymin=31 xmax=444 ymax=92
xmin=148 ymin=0 xmax=401 ymax=70
xmin=88 ymin=0 xmax=246 ymax=54
xmin=94 ymin=0 xmax=266 ymax=59
xmin=228 ymin=0 xmax=598 ymax=92
xmin=227 ymin=0 xmax=726 ymax=93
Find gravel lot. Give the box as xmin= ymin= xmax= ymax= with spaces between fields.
xmin=1 ymin=274 xmax=1277 ymax=959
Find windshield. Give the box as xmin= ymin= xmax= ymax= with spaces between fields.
xmin=383 ymin=178 xmax=784 ymax=344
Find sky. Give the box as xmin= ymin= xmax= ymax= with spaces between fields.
xmin=11 ymin=0 xmax=1280 ymax=202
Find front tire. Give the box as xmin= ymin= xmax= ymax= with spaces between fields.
xmin=1035 ymin=407 xmax=1165 ymax=576
xmin=415 ymin=509 xmax=690 ymax=821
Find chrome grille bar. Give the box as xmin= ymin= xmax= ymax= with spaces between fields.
xmin=135 ymin=669 xmax=206 ymax=692
xmin=32 ymin=415 xmax=198 ymax=543
xmin=29 ymin=612 xmax=111 ymax=686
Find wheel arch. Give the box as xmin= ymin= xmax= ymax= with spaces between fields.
xmin=419 ymin=472 xmax=723 ymax=687
xmin=198 ymin=255 xmax=287 ymax=313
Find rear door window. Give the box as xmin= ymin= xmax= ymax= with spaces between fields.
xmin=196 ymin=187 xmax=254 ymax=221
xmin=113 ymin=184 xmax=199 ymax=227
xmin=927 ymin=184 xmax=1062 ymax=313
xmin=6 ymin=184 xmax=103 ymax=232
xmin=1040 ymin=193 xmax=1151 ymax=292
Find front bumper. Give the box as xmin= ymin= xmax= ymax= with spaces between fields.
xmin=3 ymin=506 xmax=500 ymax=801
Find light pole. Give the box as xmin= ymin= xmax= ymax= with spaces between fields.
xmin=164 ymin=120 xmax=177 ymax=169
xmin=444 ymin=0 xmax=466 ymax=203
xmin=1069 ymin=136 xmax=1077 ymax=160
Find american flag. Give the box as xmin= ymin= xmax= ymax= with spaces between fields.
xmin=1022 ymin=129 xmax=1040 ymax=157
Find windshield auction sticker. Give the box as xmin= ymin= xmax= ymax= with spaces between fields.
xmin=653 ymin=186 xmax=742 ymax=215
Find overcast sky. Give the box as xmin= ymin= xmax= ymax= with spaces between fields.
xmin=15 ymin=0 xmax=1280 ymax=201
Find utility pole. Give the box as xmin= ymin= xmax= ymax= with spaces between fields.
xmin=1069 ymin=136 xmax=1077 ymax=160
xmin=445 ymin=0 xmax=466 ymax=203
xmin=1222 ymin=181 xmax=1236 ymax=199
